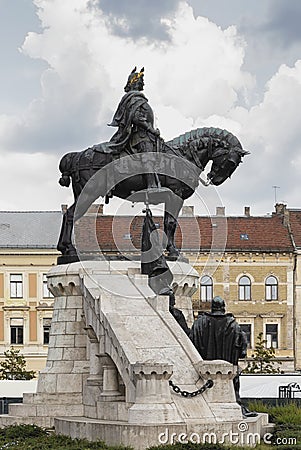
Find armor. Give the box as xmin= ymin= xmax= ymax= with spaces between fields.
xmin=108 ymin=67 xmax=160 ymax=188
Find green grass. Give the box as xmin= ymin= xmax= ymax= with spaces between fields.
xmin=244 ymin=401 xmax=301 ymax=449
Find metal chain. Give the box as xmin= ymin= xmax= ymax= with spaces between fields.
xmin=169 ymin=379 xmax=214 ymax=398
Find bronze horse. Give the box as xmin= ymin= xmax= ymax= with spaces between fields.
xmin=57 ymin=127 xmax=248 ymax=261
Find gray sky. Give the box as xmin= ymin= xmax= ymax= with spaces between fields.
xmin=0 ymin=0 xmax=300 ymax=216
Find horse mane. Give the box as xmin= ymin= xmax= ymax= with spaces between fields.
xmin=166 ymin=127 xmax=242 ymax=153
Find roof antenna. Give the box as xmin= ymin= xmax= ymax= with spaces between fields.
xmin=272 ymin=186 xmax=280 ymax=204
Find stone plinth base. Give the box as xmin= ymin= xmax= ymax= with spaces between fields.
xmin=0 ymin=261 xmax=272 ymax=448
xmin=55 ymin=413 xmax=270 ymax=450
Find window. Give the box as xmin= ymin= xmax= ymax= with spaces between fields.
xmin=266 ymin=324 xmax=278 ymax=349
xmin=43 ymin=318 xmax=52 ymax=345
xmin=240 ymin=324 xmax=252 ymax=349
xmin=238 ymin=276 xmax=251 ymax=300
xmin=10 ymin=318 xmax=24 ymax=344
xmin=200 ymin=276 xmax=213 ymax=302
xmin=43 ymin=274 xmax=53 ymax=298
xmin=10 ymin=274 xmax=23 ymax=298
xmin=265 ymin=276 xmax=278 ymax=301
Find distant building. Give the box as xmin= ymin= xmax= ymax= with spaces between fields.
xmin=286 ymin=207 xmax=301 ymax=370
xmin=189 ymin=205 xmax=295 ymax=372
xmin=0 ymin=211 xmax=61 ymax=373
xmin=0 ymin=203 xmax=299 ymax=373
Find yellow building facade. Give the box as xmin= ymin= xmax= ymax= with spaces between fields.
xmin=0 ymin=212 xmax=61 ymax=374
xmin=191 ymin=251 xmax=294 ymax=371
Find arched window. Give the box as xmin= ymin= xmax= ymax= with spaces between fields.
xmin=265 ymin=276 xmax=278 ymax=301
xmin=200 ymin=276 xmax=213 ymax=302
xmin=239 ymin=276 xmax=251 ymax=300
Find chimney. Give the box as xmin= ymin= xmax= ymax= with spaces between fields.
xmin=244 ymin=206 xmax=250 ymax=217
xmin=216 ymin=206 xmax=225 ymax=216
xmin=61 ymin=204 xmax=68 ymax=214
xmin=181 ymin=205 xmax=194 ymax=217
xmin=275 ymin=203 xmax=289 ymax=226
xmin=275 ymin=203 xmax=287 ymax=216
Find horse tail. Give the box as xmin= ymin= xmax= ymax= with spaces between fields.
xmin=58 ymin=153 xmax=73 ymax=187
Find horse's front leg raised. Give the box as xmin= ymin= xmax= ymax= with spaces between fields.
xmin=164 ymin=193 xmax=184 ymax=257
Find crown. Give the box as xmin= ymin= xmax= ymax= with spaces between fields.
xmin=124 ymin=67 xmax=145 ymax=92
xmin=129 ymin=66 xmax=144 ymax=84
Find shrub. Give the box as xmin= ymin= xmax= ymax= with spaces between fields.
xmin=148 ymin=444 xmax=230 ymax=450
xmin=246 ymin=401 xmax=301 ymax=449
xmin=247 ymin=400 xmax=301 ymax=425
xmin=0 ymin=424 xmax=132 ymax=450
xmin=0 ymin=348 xmax=35 ymax=380
xmin=243 ymin=333 xmax=282 ymax=374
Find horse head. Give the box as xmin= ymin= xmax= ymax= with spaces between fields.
xmin=206 ymin=145 xmax=250 ymax=186
xmin=167 ymin=128 xmax=249 ymax=188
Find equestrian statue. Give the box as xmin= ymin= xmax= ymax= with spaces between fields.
xmin=57 ymin=67 xmax=249 ymax=262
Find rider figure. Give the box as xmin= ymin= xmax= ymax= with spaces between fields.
xmin=108 ymin=67 xmax=160 ymax=189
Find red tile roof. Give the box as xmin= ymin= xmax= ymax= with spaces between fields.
xmin=287 ymin=209 xmax=301 ymax=248
xmin=75 ymin=212 xmax=294 ymax=254
xmin=208 ymin=215 xmax=292 ymax=252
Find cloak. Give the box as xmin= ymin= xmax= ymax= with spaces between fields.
xmin=189 ymin=312 xmax=246 ymax=364
xmin=108 ymin=91 xmax=148 ymax=151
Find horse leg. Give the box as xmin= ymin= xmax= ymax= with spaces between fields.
xmin=57 ymin=174 xmax=88 ymax=256
xmin=57 ymin=202 xmax=77 ymax=256
xmin=57 ymin=210 xmax=67 ymax=254
xmin=73 ymin=173 xmax=106 ymax=221
xmin=164 ymin=194 xmax=184 ymax=257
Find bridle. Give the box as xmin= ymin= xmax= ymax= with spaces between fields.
xmin=199 ymin=142 xmax=238 ymax=186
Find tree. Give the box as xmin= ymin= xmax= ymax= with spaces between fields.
xmin=243 ymin=332 xmax=282 ymax=374
xmin=0 ymin=347 xmax=36 ymax=380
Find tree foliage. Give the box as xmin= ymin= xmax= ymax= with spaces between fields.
xmin=243 ymin=332 xmax=282 ymax=374
xmin=0 ymin=347 xmax=36 ymax=380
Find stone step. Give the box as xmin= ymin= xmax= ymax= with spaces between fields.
xmin=96 ymin=400 xmax=129 ymax=421
xmin=23 ymin=392 xmax=83 ymax=405
xmin=0 ymin=414 xmax=52 ymax=428
xmin=8 ymin=404 xmax=37 ymax=417
xmin=8 ymin=402 xmax=84 ymax=418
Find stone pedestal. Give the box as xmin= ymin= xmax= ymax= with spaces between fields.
xmin=128 ymin=362 xmax=181 ymax=424
xmin=198 ymin=360 xmax=242 ymax=420
xmin=0 ymin=261 xmax=270 ymax=448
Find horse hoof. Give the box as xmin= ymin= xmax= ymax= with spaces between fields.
xmin=65 ymin=247 xmax=78 ymax=257
xmin=167 ymin=247 xmax=180 ymax=258
xmin=57 ymin=254 xmax=79 ymax=265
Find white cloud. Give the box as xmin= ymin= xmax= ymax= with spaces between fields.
xmin=0 ymin=150 xmax=73 ymax=210
xmin=5 ymin=0 xmax=253 ymax=149
xmin=216 ymin=59 xmax=301 ymax=213
xmin=0 ymin=0 xmax=300 ymax=215
xmin=246 ymin=61 xmax=301 ymax=151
